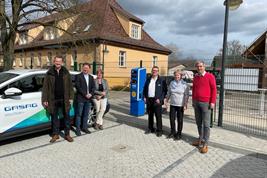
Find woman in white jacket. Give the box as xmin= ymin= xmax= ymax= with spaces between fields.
xmin=166 ymin=70 xmax=189 ymax=140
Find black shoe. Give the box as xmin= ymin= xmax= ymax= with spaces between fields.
xmin=145 ymin=129 xmax=155 ymax=134
xmin=82 ymin=129 xmax=91 ymax=134
xmin=156 ymin=132 xmax=162 ymax=137
xmin=167 ymin=133 xmax=174 ymax=139
xmin=174 ymin=134 xmax=181 ymax=141
xmin=76 ymin=130 xmax=81 ymax=136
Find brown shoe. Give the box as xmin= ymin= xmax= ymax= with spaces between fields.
xmin=99 ymin=125 xmax=103 ymax=130
xmin=50 ymin=134 xmax=60 ymax=143
xmin=200 ymin=145 xmax=208 ymax=154
xmin=192 ymin=139 xmax=202 ymax=146
xmin=64 ymin=135 xmax=74 ymax=142
xmin=94 ymin=124 xmax=99 ymax=130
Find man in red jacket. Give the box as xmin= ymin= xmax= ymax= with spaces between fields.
xmin=192 ymin=61 xmax=217 ymax=153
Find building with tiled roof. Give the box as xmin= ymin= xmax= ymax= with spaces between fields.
xmin=243 ymin=29 xmax=267 ymax=88
xmin=1 ymin=0 xmax=171 ymax=87
xmin=210 ymin=29 xmax=267 ymax=88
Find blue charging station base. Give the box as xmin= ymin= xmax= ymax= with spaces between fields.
xmin=130 ymin=100 xmax=145 ymax=116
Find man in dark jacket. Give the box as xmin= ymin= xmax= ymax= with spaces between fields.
xmin=42 ymin=56 xmax=74 ymax=143
xmin=143 ymin=66 xmax=167 ymax=137
xmin=75 ymin=63 xmax=95 ymax=135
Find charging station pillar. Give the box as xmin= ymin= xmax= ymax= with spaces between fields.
xmin=130 ymin=68 xmax=146 ymax=116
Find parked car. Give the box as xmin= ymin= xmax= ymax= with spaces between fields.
xmin=0 ymin=69 xmax=79 ymax=141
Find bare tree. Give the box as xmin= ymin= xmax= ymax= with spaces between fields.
xmin=0 ymin=0 xmax=79 ymax=71
xmin=217 ymin=40 xmax=247 ymax=56
xmin=165 ymin=43 xmax=183 ymax=62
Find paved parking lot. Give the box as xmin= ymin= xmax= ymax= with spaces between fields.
xmin=0 ymin=91 xmax=266 ymax=178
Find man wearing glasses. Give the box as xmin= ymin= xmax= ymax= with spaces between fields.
xmin=143 ymin=66 xmax=167 ymax=137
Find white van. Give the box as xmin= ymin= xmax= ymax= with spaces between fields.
xmin=0 ymin=69 xmax=79 ymax=141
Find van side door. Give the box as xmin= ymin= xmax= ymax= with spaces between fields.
xmin=0 ymin=74 xmax=47 ymax=134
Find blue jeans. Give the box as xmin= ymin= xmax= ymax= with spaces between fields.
xmin=76 ymin=101 xmax=91 ymax=130
xmin=193 ymin=101 xmax=211 ymax=145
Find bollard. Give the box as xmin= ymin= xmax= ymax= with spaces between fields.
xmin=210 ymin=108 xmax=213 ymax=128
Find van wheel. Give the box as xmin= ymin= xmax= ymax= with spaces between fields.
xmin=87 ymin=110 xmax=96 ymax=127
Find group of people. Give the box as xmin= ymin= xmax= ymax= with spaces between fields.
xmin=42 ymin=56 xmax=216 ymax=154
xmin=143 ymin=62 xmax=216 ymax=154
xmin=42 ymin=56 xmax=109 ymax=143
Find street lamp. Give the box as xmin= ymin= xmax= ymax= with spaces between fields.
xmin=218 ymin=0 xmax=243 ymax=127
xmin=224 ymin=0 xmax=243 ymax=10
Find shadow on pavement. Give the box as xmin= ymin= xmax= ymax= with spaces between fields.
xmin=211 ymin=154 xmax=267 ymax=178
xmin=108 ymin=104 xmax=197 ymax=145
xmin=0 ymin=130 xmax=50 ymax=146
xmin=108 ymin=103 xmax=267 ymax=159
xmin=0 ymin=123 xmax=122 ymax=159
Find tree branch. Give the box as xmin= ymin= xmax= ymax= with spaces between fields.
xmin=0 ymin=12 xmax=12 ymax=27
xmin=20 ymin=1 xmax=49 ymax=11
xmin=19 ymin=7 xmax=58 ymax=20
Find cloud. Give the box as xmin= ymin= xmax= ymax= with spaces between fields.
xmin=117 ymin=0 xmax=267 ymax=59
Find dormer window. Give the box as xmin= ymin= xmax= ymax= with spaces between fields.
xmin=131 ymin=23 xmax=141 ymax=40
xmin=44 ymin=27 xmax=57 ymax=40
xmin=83 ymin=24 xmax=91 ymax=32
xmin=73 ymin=26 xmax=80 ymax=34
xmin=19 ymin=32 xmax=28 ymax=45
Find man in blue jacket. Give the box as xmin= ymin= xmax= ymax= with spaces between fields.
xmin=75 ymin=63 xmax=95 ymax=135
xmin=143 ymin=66 xmax=167 ymax=137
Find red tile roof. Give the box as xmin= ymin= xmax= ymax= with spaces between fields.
xmin=16 ymin=0 xmax=171 ymax=54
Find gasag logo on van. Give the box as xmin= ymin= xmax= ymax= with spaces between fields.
xmin=4 ymin=103 xmax=38 ymax=112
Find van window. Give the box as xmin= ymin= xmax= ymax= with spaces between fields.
xmin=0 ymin=73 xmax=18 ymax=84
xmin=9 ymin=74 xmax=45 ymax=93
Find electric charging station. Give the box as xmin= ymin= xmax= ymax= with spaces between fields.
xmin=130 ymin=68 xmax=146 ymax=116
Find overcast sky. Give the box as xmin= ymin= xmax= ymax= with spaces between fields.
xmin=117 ymin=0 xmax=267 ymax=61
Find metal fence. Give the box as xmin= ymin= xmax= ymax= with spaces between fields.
xmin=217 ymin=66 xmax=267 ymax=137
xmin=213 ymin=89 xmax=267 ymax=137
xmin=185 ymin=67 xmax=267 ymax=137
xmin=185 ymin=89 xmax=267 ymax=137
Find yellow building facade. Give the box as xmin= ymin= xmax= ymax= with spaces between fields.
xmin=2 ymin=0 xmax=171 ymax=88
